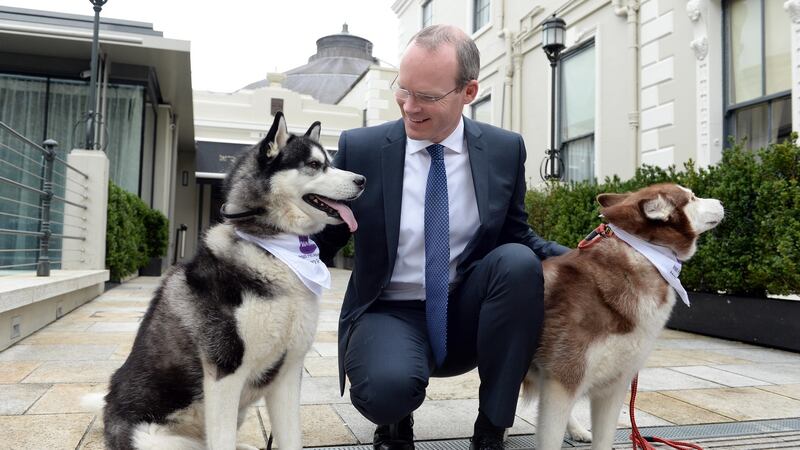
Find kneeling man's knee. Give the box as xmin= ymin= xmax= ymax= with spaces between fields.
xmin=493 ymin=243 xmax=543 ymax=283
xmin=349 ymin=371 xmax=426 ymax=425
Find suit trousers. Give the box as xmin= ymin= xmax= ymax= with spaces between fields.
xmin=344 ymin=243 xmax=545 ymax=428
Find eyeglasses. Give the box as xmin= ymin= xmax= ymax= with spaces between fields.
xmin=391 ymin=76 xmax=459 ymax=104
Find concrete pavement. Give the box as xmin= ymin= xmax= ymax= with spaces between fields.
xmin=1 ymin=269 xmax=799 ymax=449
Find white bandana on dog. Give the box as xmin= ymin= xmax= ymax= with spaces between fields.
xmin=607 ymin=224 xmax=691 ymax=306
xmin=235 ymin=231 xmax=330 ymax=296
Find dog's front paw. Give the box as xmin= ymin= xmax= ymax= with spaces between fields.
xmin=566 ymin=423 xmax=592 ymax=443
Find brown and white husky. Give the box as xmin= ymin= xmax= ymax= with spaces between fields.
xmin=524 ymin=183 xmax=724 ymax=450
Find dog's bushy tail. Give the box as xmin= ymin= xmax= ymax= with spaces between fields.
xmin=521 ymin=371 xmax=538 ymax=408
xmin=80 ymin=392 xmax=107 ymax=414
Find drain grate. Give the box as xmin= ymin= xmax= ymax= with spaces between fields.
xmin=310 ymin=418 xmax=800 ymax=450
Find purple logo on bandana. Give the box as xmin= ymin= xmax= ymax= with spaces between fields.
xmin=299 ymin=236 xmax=317 ymax=254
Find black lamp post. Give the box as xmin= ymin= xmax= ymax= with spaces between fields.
xmin=542 ymin=14 xmax=566 ymax=181
xmin=86 ymin=0 xmax=108 ymax=150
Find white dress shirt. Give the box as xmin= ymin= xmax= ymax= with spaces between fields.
xmin=381 ymin=118 xmax=481 ymax=301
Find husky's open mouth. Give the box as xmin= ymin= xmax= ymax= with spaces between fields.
xmin=303 ymin=194 xmax=358 ymax=232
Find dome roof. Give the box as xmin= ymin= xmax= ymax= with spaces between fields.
xmin=242 ymin=24 xmax=377 ymax=104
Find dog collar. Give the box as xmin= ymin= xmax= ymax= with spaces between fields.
xmin=220 ymin=203 xmax=266 ymax=220
xmin=577 ymin=223 xmax=614 ymax=249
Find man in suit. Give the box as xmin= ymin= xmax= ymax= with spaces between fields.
xmin=315 ymin=24 xmax=568 ymax=450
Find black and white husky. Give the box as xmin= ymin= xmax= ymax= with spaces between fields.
xmin=94 ymin=113 xmax=364 ymax=450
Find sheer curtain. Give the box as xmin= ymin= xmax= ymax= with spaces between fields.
xmin=563 ymin=136 xmax=595 ymax=183
xmin=0 ymin=75 xmax=48 ymax=270
xmin=0 ymin=74 xmax=145 ymax=271
xmin=104 ymin=84 xmax=144 ymax=194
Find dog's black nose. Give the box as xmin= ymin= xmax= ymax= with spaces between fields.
xmin=354 ymin=176 xmax=366 ymax=187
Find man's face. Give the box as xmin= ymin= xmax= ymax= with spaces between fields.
xmin=395 ymin=43 xmax=478 ymax=143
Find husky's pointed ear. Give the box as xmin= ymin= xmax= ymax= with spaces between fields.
xmin=305 ymin=121 xmax=321 ymax=142
xmin=260 ymin=112 xmax=289 ymax=159
xmin=597 ymin=193 xmax=628 ymax=208
xmin=641 ymin=195 xmax=674 ymax=221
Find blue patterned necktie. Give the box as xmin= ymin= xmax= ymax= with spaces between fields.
xmin=424 ymin=143 xmax=449 ymax=367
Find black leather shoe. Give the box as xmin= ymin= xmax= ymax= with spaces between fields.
xmin=373 ymin=414 xmax=414 ymax=450
xmin=469 ymin=434 xmax=505 ymax=450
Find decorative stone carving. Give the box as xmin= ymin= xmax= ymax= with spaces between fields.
xmin=686 ymin=0 xmax=704 ymax=22
xmin=690 ymin=36 xmax=708 ymax=60
xmin=785 ymin=0 xmax=800 ymax=24
xmin=686 ymin=0 xmax=708 ymax=61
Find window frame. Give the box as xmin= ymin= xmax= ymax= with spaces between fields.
xmin=421 ymin=0 xmax=433 ymax=29
xmin=472 ymin=0 xmax=491 ymax=33
xmin=557 ymin=39 xmax=596 ymax=183
xmin=722 ymin=0 xmax=791 ymax=149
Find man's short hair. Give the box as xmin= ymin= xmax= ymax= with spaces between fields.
xmin=408 ymin=25 xmax=480 ymax=89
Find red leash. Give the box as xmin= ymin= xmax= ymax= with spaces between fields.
xmin=629 ymin=375 xmax=704 ymax=450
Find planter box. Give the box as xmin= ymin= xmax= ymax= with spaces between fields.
xmin=332 ymin=253 xmax=355 ymax=270
xmin=667 ymin=292 xmax=800 ymax=352
xmin=139 ymin=257 xmax=163 ymax=276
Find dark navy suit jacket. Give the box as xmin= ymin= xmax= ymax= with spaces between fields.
xmin=314 ymin=117 xmax=568 ymax=393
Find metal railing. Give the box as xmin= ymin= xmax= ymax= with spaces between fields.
xmin=0 ymin=121 xmax=89 ymax=276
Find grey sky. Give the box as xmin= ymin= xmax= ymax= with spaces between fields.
xmin=6 ymin=1 xmax=399 ymax=92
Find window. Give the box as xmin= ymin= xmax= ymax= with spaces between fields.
xmin=0 ymin=73 xmax=144 ymax=270
xmin=471 ymin=95 xmax=491 ymax=124
xmin=725 ymin=0 xmax=791 ymax=150
xmin=559 ymin=42 xmax=596 ymax=183
xmin=270 ymin=98 xmax=283 ymax=117
xmin=473 ymin=0 xmax=490 ymax=32
xmin=422 ymin=0 xmax=432 ymax=28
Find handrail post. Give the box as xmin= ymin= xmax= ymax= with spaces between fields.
xmin=37 ymin=139 xmax=58 ymax=276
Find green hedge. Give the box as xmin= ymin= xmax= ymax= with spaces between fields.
xmin=526 ymin=137 xmax=800 ymax=297
xmin=106 ymin=182 xmax=169 ymax=281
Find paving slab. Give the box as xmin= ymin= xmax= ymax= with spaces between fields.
xmin=710 ymin=363 xmax=800 ymax=384
xmin=662 ymin=387 xmax=800 ymax=421
xmin=21 ymin=360 xmax=122 ymax=384
xmin=0 ymin=413 xmax=93 ymax=450
xmin=334 ymin=399 xmax=536 ymax=443
xmin=758 ymin=383 xmax=800 ymax=401
xmin=514 ymin=395 xmax=672 ymax=433
xmin=636 ymin=367 xmax=725 ymax=391
xmin=0 ymin=383 xmax=50 ymax=414
xmin=237 ymin=407 xmax=268 ymax=448
xmin=304 ymin=356 xmax=339 ymax=377
xmin=301 ymin=376 xmax=351 ymax=405
xmin=0 ymin=344 xmax=118 ymax=362
xmin=26 ymin=383 xmax=107 ymax=414
xmin=261 ymin=404 xmax=358 ymax=446
xmin=630 ymin=391 xmax=735 ymax=424
xmin=644 ymin=348 xmax=753 ymax=367
xmin=312 ymin=342 xmax=339 ymax=357
xmin=710 ymin=348 xmax=800 ymax=364
xmin=670 ymin=365 xmax=771 ymax=387
xmin=85 ymin=322 xmax=141 ymax=333
xmin=426 ymin=370 xmax=481 ymax=400
xmin=20 ymin=331 xmax=134 ymax=346
xmin=0 ymin=361 xmax=40 ymax=384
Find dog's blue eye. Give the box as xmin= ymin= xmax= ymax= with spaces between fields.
xmin=307 ymin=161 xmax=322 ymax=170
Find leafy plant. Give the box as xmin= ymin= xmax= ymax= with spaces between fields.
xmin=526 ymin=136 xmax=800 ymax=297
xmin=106 ymin=182 xmax=169 ymax=281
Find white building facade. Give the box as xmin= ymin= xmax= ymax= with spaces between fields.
xmin=392 ymin=0 xmax=796 ymax=185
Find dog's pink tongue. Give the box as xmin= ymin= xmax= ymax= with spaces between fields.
xmin=320 ymin=198 xmax=358 ymax=232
